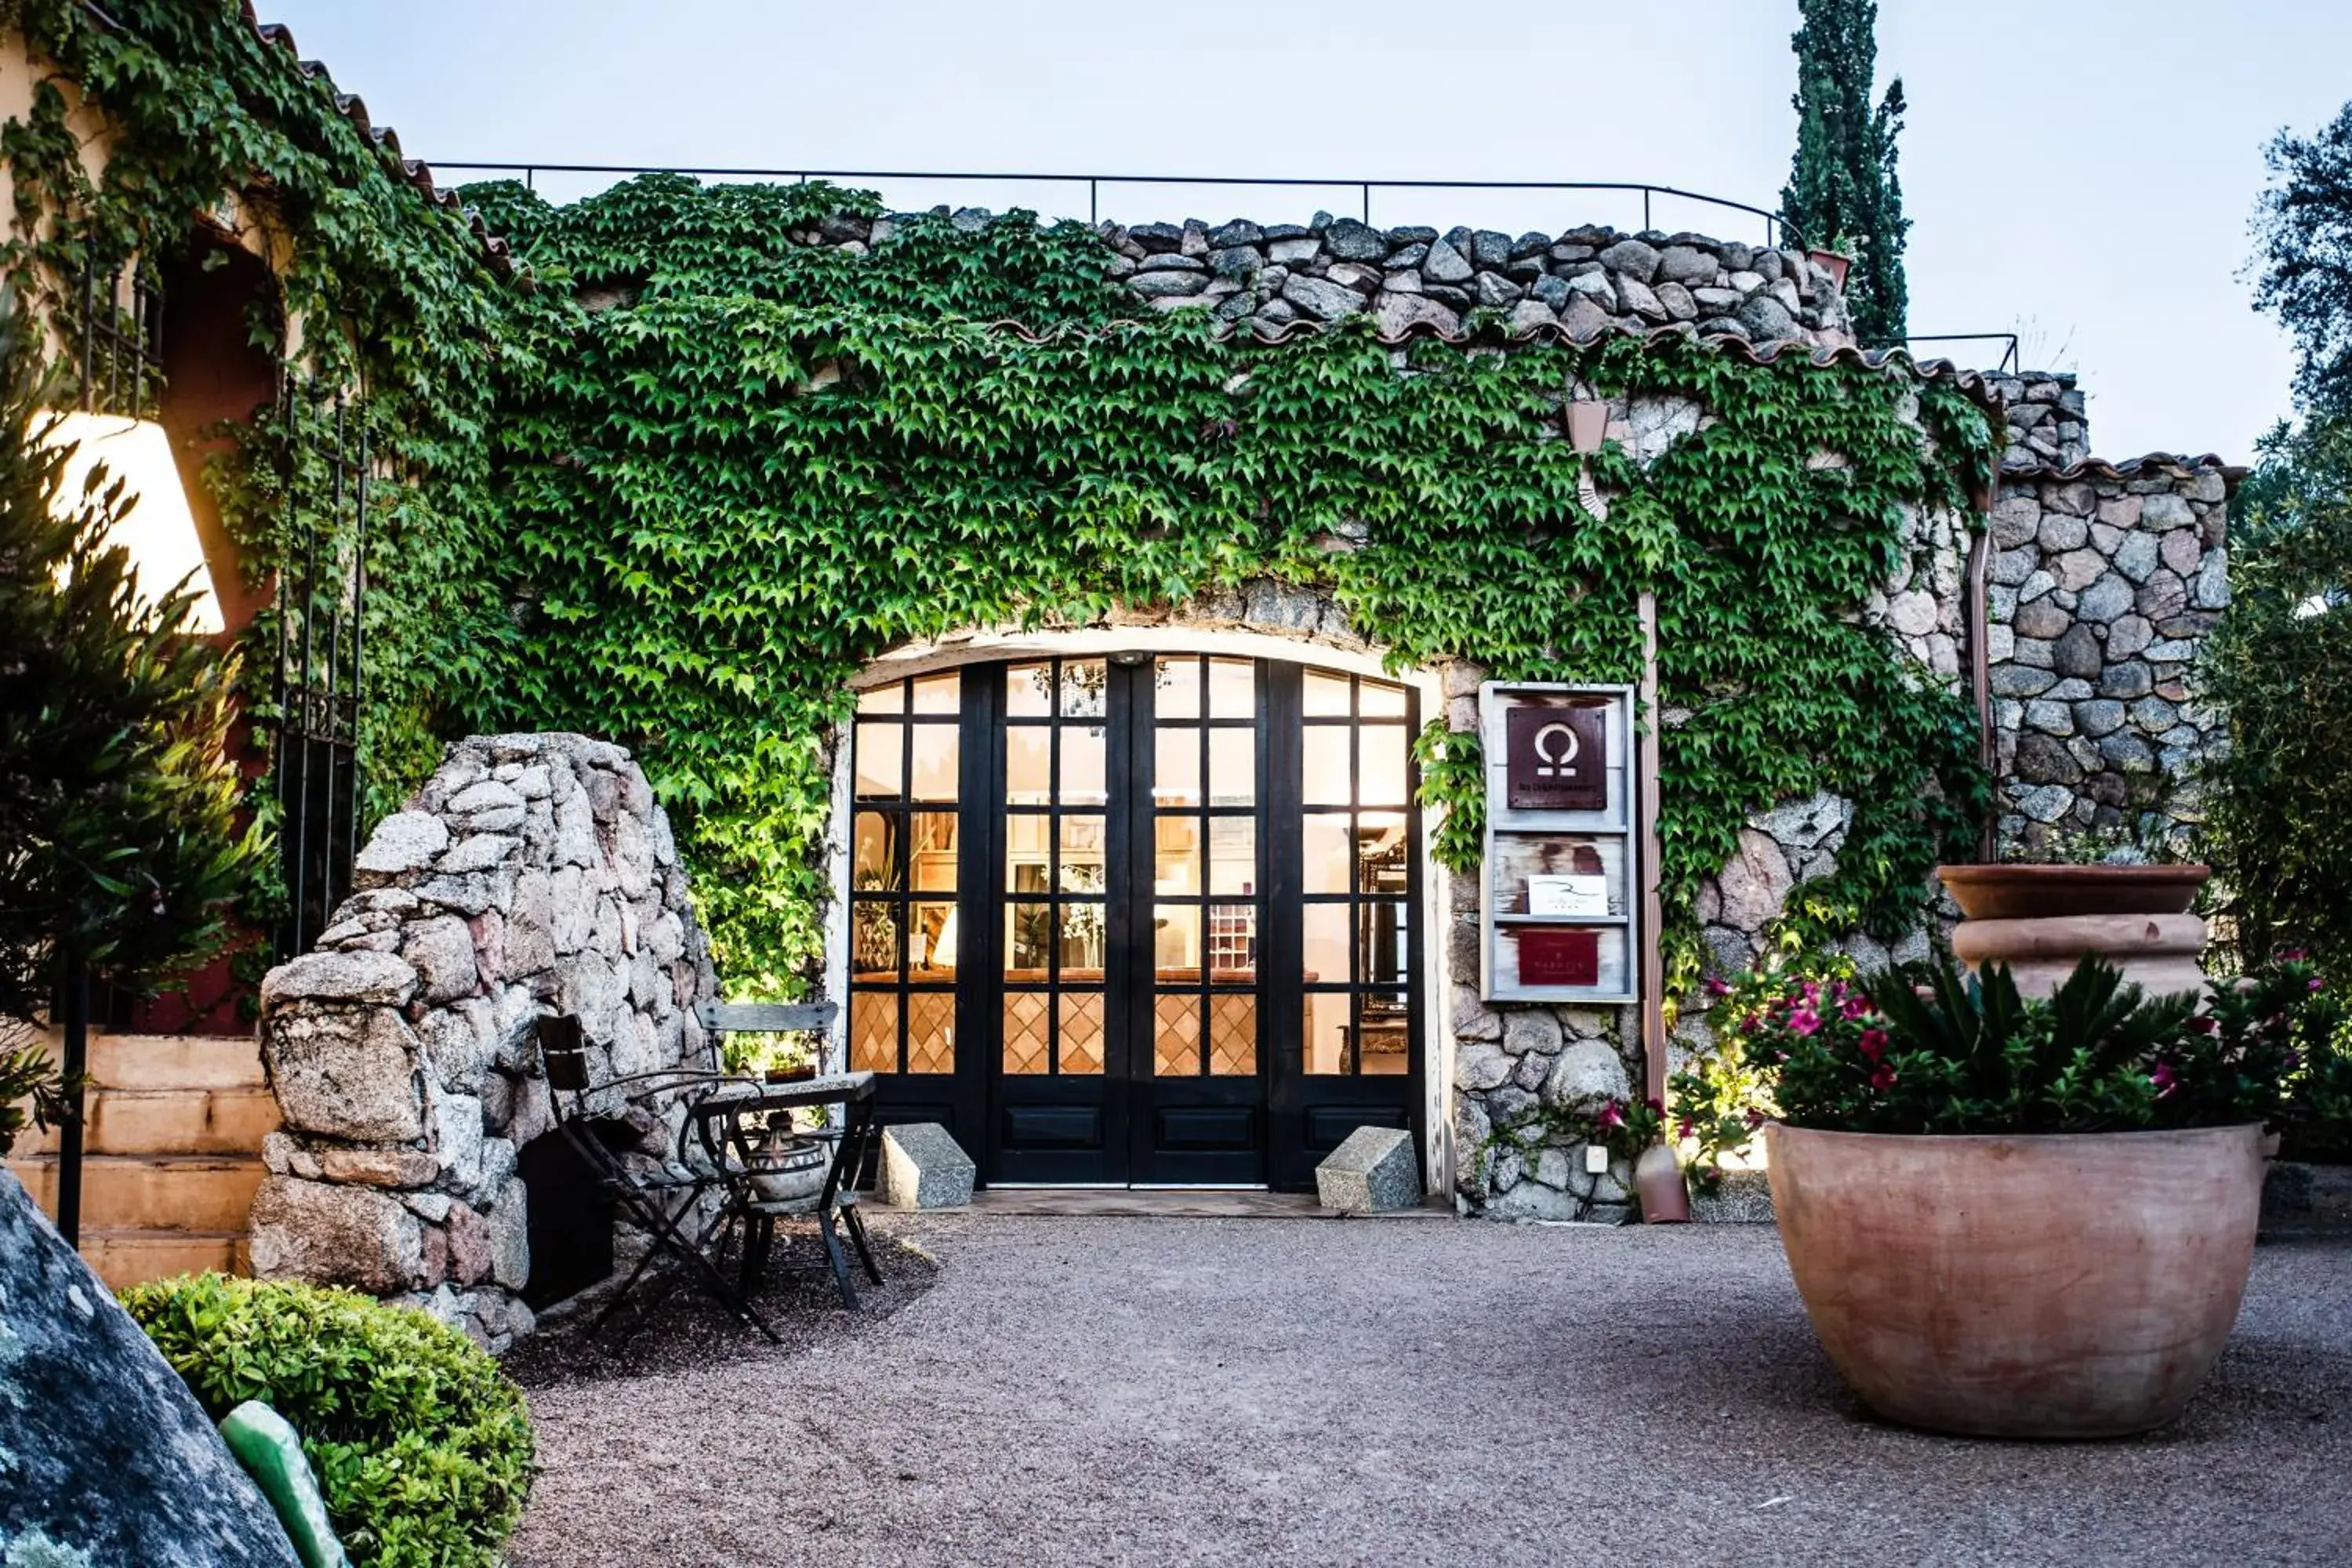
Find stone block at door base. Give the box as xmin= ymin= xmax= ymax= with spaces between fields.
xmin=881 ymin=1123 xmax=975 ymax=1209
xmin=1316 ymin=1127 xmax=1420 ymax=1212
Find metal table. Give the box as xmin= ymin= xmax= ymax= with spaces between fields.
xmin=688 ymin=1071 xmax=884 ymax=1308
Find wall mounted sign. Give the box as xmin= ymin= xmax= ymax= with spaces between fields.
xmin=1504 ymin=703 xmax=1608 ymax=811
xmin=1479 ymin=683 xmax=1640 ymax=1006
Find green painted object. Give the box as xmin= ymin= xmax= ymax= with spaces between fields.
xmin=216 ymin=1403 xmax=350 ymax=1568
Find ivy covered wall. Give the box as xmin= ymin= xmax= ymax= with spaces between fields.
xmin=459 ymin=176 xmax=1998 ymax=998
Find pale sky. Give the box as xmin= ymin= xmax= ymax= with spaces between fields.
xmin=268 ymin=0 xmax=2350 ymax=466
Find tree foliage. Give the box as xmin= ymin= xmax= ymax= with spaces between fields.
xmin=1781 ymin=0 xmax=1910 ymax=346
xmin=2252 ymin=104 xmax=2352 ymax=417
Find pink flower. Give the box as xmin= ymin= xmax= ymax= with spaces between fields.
xmin=2151 ymin=1063 xmax=2178 ymax=1097
xmin=1596 ymin=1102 xmax=1625 ymax=1130
xmin=1857 ymin=1027 xmax=1889 ymax=1062
xmin=1788 ymin=1007 xmax=1822 ymax=1036
xmin=1704 ymin=976 xmax=1731 ymax=997
xmin=2191 ymin=1016 xmax=2218 ymax=1035
xmin=1801 ymin=980 xmax=1820 ymax=1003
xmin=2311 ymin=978 xmax=2325 ymax=993
xmin=1675 ymin=1118 xmax=1697 ymax=1140
xmin=2283 ymin=949 xmax=2309 ymax=962
xmin=1739 ymin=1014 xmax=1762 ymax=1034
xmin=1839 ymin=996 xmax=1871 ymax=1020
xmin=1869 ymin=1063 xmax=1897 ymax=1091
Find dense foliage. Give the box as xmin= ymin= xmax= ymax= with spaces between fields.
xmin=467 ymin=174 xmax=1994 ymax=996
xmin=2252 ymin=103 xmax=2352 ymax=417
xmin=122 ymin=1273 xmax=534 ymax=1568
xmin=1781 ymin=0 xmax=1910 ymax=345
xmin=0 ymin=290 xmax=256 ymax=1144
xmin=1692 ymin=951 xmax=2322 ymax=1138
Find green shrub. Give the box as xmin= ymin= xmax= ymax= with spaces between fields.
xmin=121 ymin=1273 xmax=533 ymax=1568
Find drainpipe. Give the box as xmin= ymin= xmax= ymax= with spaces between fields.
xmin=1637 ymin=590 xmax=1667 ymax=1105
xmin=1968 ymin=470 xmax=1998 ymax=864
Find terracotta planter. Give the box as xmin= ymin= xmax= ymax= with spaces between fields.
xmin=1939 ymin=864 xmax=2210 ymax=1000
xmin=1633 ymin=1144 xmax=1690 ymax=1224
xmin=1806 ymin=248 xmax=1853 ymax=289
xmin=1766 ymin=1122 xmax=2263 ymax=1438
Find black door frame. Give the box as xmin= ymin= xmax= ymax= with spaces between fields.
xmin=858 ymin=650 xmax=1426 ymax=1192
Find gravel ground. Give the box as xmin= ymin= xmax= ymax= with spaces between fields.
xmin=507 ymin=1219 xmax=2352 ymax=1568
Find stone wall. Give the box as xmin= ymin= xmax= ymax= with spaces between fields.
xmin=249 ymin=732 xmax=717 ymax=1349
xmin=1983 ymin=376 xmax=2234 ymax=852
xmin=659 ymin=206 xmax=1854 ymax=350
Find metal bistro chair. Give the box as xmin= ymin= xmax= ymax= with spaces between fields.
xmin=533 ymin=1014 xmax=780 ymax=1344
xmin=691 ymin=1000 xmax=887 ymax=1308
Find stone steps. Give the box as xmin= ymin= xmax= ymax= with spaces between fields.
xmin=9 ymin=1029 xmax=276 ymax=1289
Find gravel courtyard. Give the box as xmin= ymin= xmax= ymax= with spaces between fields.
xmin=509 ymin=1218 xmax=2351 ymax=1568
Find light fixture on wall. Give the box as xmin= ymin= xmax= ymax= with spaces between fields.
xmin=42 ymin=411 xmax=221 ymax=634
xmin=1564 ymin=380 xmax=1609 ymax=456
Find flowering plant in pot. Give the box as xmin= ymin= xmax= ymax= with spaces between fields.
xmin=1734 ymin=952 xmax=2317 ymax=1438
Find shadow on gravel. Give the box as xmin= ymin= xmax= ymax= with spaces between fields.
xmin=501 ymin=1223 xmax=941 ymax=1390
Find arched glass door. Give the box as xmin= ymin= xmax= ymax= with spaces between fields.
xmin=847 ymin=652 xmax=1422 ymax=1189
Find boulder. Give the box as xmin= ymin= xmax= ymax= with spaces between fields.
xmin=1314 ymin=1126 xmax=1421 ymax=1213
xmin=880 ymin=1122 xmax=976 ymax=1210
xmin=1541 ymin=1039 xmax=1632 ymax=1109
xmin=0 ymin=1171 xmax=303 ymax=1568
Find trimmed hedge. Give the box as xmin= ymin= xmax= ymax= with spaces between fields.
xmin=122 ymin=1273 xmax=533 ymax=1568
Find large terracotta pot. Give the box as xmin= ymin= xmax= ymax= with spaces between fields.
xmin=1766 ymin=1122 xmax=2263 ymax=1438
xmin=1938 ymin=864 xmax=2210 ymax=1000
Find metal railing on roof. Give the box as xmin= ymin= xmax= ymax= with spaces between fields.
xmin=1890 ymin=333 xmax=2021 ymax=376
xmin=430 ymin=162 xmax=1810 ymax=249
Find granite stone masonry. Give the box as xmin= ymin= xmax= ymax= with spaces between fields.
xmin=692 ymin=207 xmax=1857 ymax=349
xmin=249 ymin=732 xmax=719 ymax=1349
xmin=1982 ymin=406 xmax=2233 ymax=852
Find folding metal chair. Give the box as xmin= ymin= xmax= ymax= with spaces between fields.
xmin=533 ymin=1014 xmax=780 ymax=1344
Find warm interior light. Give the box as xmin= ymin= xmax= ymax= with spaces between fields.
xmin=42 ymin=412 xmax=221 ymax=634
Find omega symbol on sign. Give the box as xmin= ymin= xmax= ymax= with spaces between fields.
xmin=1504 ymin=702 xmax=1608 ymax=811
xmin=1530 ymin=721 xmax=1581 ymax=779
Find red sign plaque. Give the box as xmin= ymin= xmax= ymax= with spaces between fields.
xmin=1516 ymin=927 xmax=1601 ymax=987
xmin=1504 ymin=703 xmax=1608 ymax=811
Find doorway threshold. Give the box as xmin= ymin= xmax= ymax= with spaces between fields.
xmin=967 ymin=1188 xmax=1448 ymax=1219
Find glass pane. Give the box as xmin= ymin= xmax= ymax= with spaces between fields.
xmin=851 ymin=811 xmax=899 ymax=891
xmin=909 ymin=724 xmax=960 ymax=801
xmin=1154 ymin=655 xmax=1201 ymax=720
xmin=851 ymin=990 xmax=898 ymax=1073
xmin=1004 ymin=903 xmax=1053 ymax=976
xmin=1153 ymin=726 xmax=1200 ymax=806
xmin=1209 ymin=728 xmax=1254 ymax=806
xmin=1058 ymin=992 xmax=1105 ymax=1076
xmin=1059 ymin=815 xmax=1108 ymax=893
xmin=1005 ymin=814 xmax=1053 ymax=893
xmin=1003 ymin=991 xmax=1050 ymax=1075
xmin=1154 ymin=903 xmax=1202 ymax=979
xmin=851 ymin=902 xmax=899 ymax=978
xmin=1208 ymin=815 xmax=1256 ymax=896
xmin=1358 ymin=901 xmax=1410 ymax=986
xmin=1208 ymin=657 xmax=1254 ymax=718
xmin=1302 ymin=731 xmax=1350 ymax=806
xmin=909 ymin=900 xmax=958 ymax=977
xmin=856 ymin=683 xmax=904 ymax=714
xmin=909 ymin=812 xmax=956 ymax=891
xmin=1207 ymin=902 xmax=1258 ymax=981
xmin=1061 ymin=725 xmax=1108 ymax=804
xmin=1302 ymin=904 xmax=1348 ymax=986
xmin=1006 ymin=727 xmax=1051 ymax=804
xmin=1360 ymin=724 xmax=1409 ymax=807
xmin=1359 ymin=991 xmax=1411 ymax=1075
xmin=853 ymin=722 xmax=902 ymax=798
xmin=1058 ymin=902 xmax=1108 ymax=975
xmin=1305 ymin=990 xmax=1350 ymax=1076
xmin=1060 ymin=659 xmax=1107 ymax=717
xmin=1006 ymin=661 xmax=1053 ymax=717
xmin=1303 ymin=669 xmax=1352 ymax=717
xmin=912 ymin=672 xmax=960 ymax=713
xmin=1359 ymin=679 xmax=1410 ymax=718
xmin=1153 ymin=993 xmax=1199 ymax=1076
xmin=1209 ymin=993 xmax=1258 ymax=1076
xmin=1305 ymin=812 xmax=1353 ymax=895
xmin=1359 ymin=813 xmax=1411 ymax=894
xmin=1153 ymin=815 xmax=1202 ymax=896
xmin=908 ymin=991 xmax=955 ymax=1074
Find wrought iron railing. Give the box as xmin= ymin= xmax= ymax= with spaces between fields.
xmin=73 ymin=246 xmax=163 ymax=418
xmin=272 ymin=382 xmax=368 ymax=960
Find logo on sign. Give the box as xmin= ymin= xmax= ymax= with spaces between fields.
xmin=1505 ymin=704 xmax=1607 ymax=811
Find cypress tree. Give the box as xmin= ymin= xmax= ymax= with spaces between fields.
xmin=1780 ymin=0 xmax=1910 ymax=345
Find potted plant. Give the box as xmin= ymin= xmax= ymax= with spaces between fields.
xmin=1806 ymin=235 xmax=1859 ymax=289
xmin=1730 ymin=952 xmax=2314 ymax=1438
